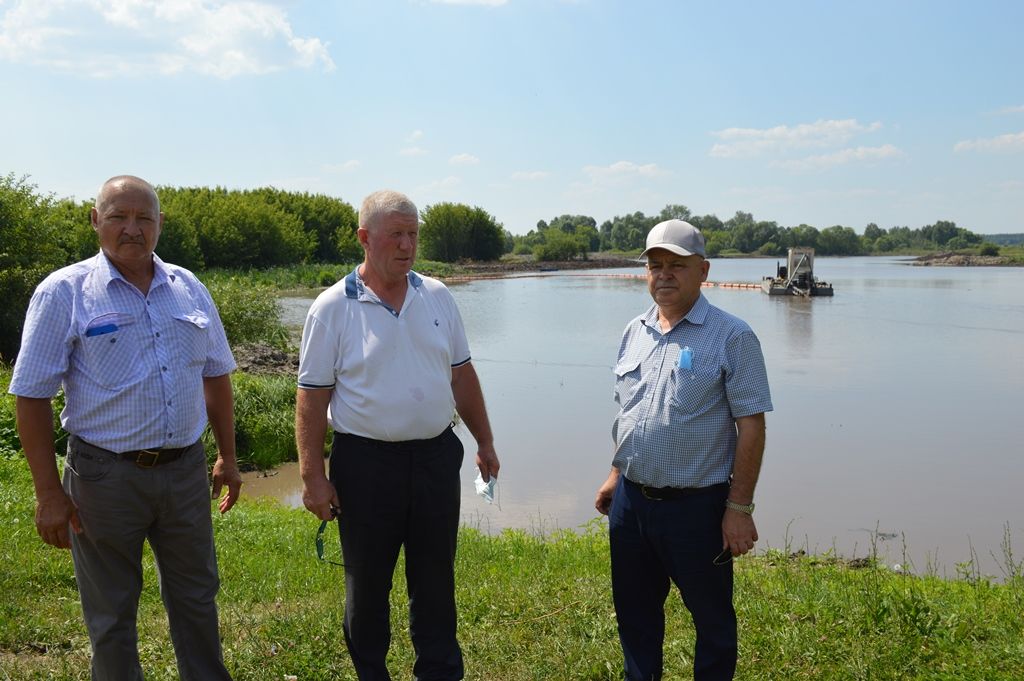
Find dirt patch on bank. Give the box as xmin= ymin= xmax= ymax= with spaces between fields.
xmin=912 ymin=252 xmax=1012 ymax=266
xmin=233 ymin=343 xmax=299 ymax=376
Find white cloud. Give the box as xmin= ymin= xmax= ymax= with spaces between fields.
xmin=953 ymin=131 xmax=1024 ymax=153
xmin=323 ymin=160 xmax=361 ymax=173
xmin=995 ymin=105 xmax=1024 ymax=115
xmin=773 ymin=144 xmax=906 ymax=172
xmin=407 ymin=130 xmax=424 ymax=142
xmin=416 ymin=176 xmax=462 ymax=195
xmin=511 ymin=170 xmax=550 ymax=181
xmin=400 ymin=146 xmax=428 ymax=156
xmin=710 ymin=119 xmax=883 ymax=158
xmin=0 ymin=0 xmax=334 ymax=78
xmin=449 ymin=153 xmax=480 ymax=165
xmin=582 ymin=160 xmax=665 ymax=181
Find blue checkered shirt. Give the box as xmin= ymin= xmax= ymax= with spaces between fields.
xmin=9 ymin=252 xmax=235 ymax=453
xmin=611 ymin=294 xmax=773 ymax=489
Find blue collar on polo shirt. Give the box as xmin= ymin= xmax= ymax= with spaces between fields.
xmin=343 ymin=268 xmax=423 ymax=300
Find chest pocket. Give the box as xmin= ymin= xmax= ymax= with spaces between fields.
xmin=172 ymin=310 xmax=210 ymax=368
xmin=613 ymin=359 xmax=643 ymax=407
xmin=668 ymin=360 xmax=723 ymax=414
xmin=79 ymin=315 xmax=143 ymax=389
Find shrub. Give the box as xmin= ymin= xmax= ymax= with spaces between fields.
xmin=979 ymin=243 xmax=1000 ymax=257
xmin=207 ymin=279 xmax=288 ymax=348
xmin=203 ymin=373 xmax=298 ymax=470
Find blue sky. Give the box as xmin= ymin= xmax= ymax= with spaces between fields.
xmin=2 ymin=0 xmax=1022 ymax=235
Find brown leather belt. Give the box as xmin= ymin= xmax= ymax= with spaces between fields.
xmin=71 ymin=435 xmax=194 ymax=468
xmin=625 ymin=477 xmax=729 ymax=501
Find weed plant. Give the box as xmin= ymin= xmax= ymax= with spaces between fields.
xmin=1 ymin=457 xmax=1022 ymax=680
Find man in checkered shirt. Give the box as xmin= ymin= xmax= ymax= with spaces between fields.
xmin=595 ymin=219 xmax=773 ymax=681
xmin=10 ymin=175 xmax=240 ymax=680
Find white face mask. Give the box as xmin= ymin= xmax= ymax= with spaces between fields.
xmin=474 ymin=471 xmax=497 ymax=504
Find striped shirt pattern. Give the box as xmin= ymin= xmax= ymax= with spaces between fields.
xmin=9 ymin=252 xmax=235 ymax=452
xmin=611 ymin=294 xmax=773 ymax=489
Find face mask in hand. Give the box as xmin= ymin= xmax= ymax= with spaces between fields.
xmin=474 ymin=471 xmax=496 ymax=504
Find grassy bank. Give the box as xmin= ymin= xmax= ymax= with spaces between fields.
xmin=1 ymin=459 xmax=1022 ymax=680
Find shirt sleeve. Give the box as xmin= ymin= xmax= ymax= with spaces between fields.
xmin=723 ymin=329 xmax=773 ymax=418
xmin=194 ymin=280 xmax=236 ymax=377
xmin=297 ymin=311 xmax=339 ymax=389
xmin=445 ymin=289 xmax=471 ymax=367
xmin=8 ymin=288 xmax=73 ymax=399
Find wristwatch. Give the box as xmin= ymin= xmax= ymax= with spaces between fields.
xmin=725 ymin=499 xmax=755 ymax=515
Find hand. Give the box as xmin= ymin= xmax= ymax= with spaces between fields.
xmin=35 ymin=488 xmax=82 ymax=549
xmin=594 ymin=470 xmax=619 ymax=516
xmin=211 ymin=457 xmax=243 ymax=514
xmin=722 ymin=508 xmax=758 ymax=557
xmin=475 ymin=443 xmax=500 ymax=482
xmin=302 ymin=475 xmax=340 ymax=522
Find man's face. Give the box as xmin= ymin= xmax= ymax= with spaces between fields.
xmin=91 ymin=182 xmax=163 ymax=270
xmin=359 ymin=212 xmax=419 ymax=285
xmin=645 ymin=249 xmax=710 ymax=314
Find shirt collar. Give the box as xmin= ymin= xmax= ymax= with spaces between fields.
xmin=641 ymin=293 xmax=709 ymax=334
xmin=344 ymin=267 xmax=423 ymax=300
xmin=94 ymin=251 xmax=174 ymax=290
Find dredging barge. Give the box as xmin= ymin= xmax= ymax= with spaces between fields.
xmin=762 ymin=247 xmax=834 ymax=297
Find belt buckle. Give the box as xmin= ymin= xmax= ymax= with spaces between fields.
xmin=640 ymin=485 xmax=660 ymax=501
xmin=135 ymin=449 xmax=160 ymax=467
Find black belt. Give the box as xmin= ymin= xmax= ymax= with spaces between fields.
xmin=71 ymin=436 xmax=194 ymax=468
xmin=626 ymin=478 xmax=729 ymax=501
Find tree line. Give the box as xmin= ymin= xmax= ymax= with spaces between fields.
xmin=0 ymin=172 xmax=999 ymax=361
xmin=512 ymin=205 xmax=994 ymax=260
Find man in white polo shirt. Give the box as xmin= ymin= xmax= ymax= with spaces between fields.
xmin=295 ymin=189 xmax=500 ymax=681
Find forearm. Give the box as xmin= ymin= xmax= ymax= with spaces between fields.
xmin=295 ymin=388 xmax=331 ymax=481
xmin=729 ymin=413 xmax=766 ymax=503
xmin=203 ymin=374 xmax=236 ymax=463
xmin=451 ymin=363 xmax=494 ymax=448
xmin=15 ymin=397 xmax=62 ymax=496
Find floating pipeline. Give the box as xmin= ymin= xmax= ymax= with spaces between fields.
xmin=442 ymin=271 xmax=761 ymax=289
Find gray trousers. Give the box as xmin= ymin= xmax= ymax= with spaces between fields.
xmin=64 ymin=436 xmax=232 ymax=681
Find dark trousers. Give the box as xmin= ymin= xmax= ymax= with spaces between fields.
xmin=609 ymin=476 xmax=736 ymax=681
xmin=64 ymin=436 xmax=231 ymax=681
xmin=329 ymin=426 xmax=465 ymax=681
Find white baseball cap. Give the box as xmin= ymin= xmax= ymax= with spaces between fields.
xmin=640 ymin=219 xmax=706 ymax=259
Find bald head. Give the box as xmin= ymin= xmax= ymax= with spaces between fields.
xmin=96 ymin=175 xmax=160 ymax=215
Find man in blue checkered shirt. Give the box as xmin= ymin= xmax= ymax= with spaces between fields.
xmin=595 ymin=219 xmax=773 ymax=681
xmin=9 ymin=175 xmax=240 ymax=680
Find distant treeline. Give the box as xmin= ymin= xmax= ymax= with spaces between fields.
xmin=0 ymin=172 xmax=1003 ymax=361
xmin=985 ymin=233 xmax=1024 ymax=246
xmin=513 ymin=205 xmax=998 ymax=260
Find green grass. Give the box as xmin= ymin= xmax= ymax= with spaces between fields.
xmin=1 ymin=457 xmax=1022 ymax=680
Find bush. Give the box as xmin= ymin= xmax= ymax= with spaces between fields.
xmin=979 ymin=243 xmax=1000 ymax=257
xmin=207 ymin=279 xmax=288 ymax=348
xmin=203 ymin=373 xmax=298 ymax=470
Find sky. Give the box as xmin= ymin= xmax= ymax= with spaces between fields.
xmin=2 ymin=0 xmax=1022 ymax=236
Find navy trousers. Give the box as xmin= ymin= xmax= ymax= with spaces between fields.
xmin=330 ymin=426 xmax=465 ymax=681
xmin=609 ymin=476 xmax=736 ymax=681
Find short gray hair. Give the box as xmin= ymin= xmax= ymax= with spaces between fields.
xmin=359 ymin=190 xmax=418 ymax=231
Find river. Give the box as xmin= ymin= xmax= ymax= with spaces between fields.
xmin=246 ymin=256 xmax=1024 ymax=579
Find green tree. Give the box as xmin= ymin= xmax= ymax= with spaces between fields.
xmin=420 ymin=203 xmax=505 ymax=262
xmin=533 ymin=227 xmax=586 ymax=261
xmin=0 ymin=174 xmax=68 ymax=363
xmin=658 ymin=204 xmax=692 ymax=222
xmin=817 ymin=225 xmax=862 ymax=255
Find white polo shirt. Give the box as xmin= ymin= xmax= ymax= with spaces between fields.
xmin=297 ymin=269 xmax=470 ymax=442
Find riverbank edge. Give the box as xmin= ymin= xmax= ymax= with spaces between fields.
xmin=1 ymin=457 xmax=1022 ymax=680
